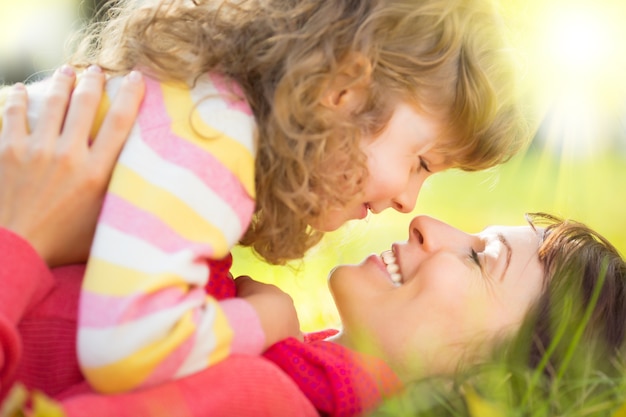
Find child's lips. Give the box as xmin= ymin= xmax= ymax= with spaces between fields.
xmin=358 ymin=203 xmax=370 ymax=219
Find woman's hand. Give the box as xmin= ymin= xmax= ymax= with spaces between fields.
xmin=235 ymin=275 xmax=303 ymax=348
xmin=0 ymin=66 xmax=145 ymax=267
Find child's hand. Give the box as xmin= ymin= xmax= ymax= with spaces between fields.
xmin=235 ymin=275 xmax=303 ymax=348
xmin=0 ymin=66 xmax=145 ymax=267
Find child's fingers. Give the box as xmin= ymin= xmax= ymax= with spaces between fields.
xmin=32 ymin=66 xmax=77 ymax=143
xmin=90 ymin=71 xmax=145 ymax=168
xmin=0 ymin=83 xmax=29 ymax=146
xmin=60 ymin=65 xmax=106 ymax=150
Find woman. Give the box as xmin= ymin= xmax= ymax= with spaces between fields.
xmin=370 ymin=214 xmax=626 ymax=416
xmin=2 ymin=211 xmax=623 ymax=417
xmin=266 ymin=212 xmax=626 ymax=416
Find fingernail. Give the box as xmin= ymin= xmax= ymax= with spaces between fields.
xmin=58 ymin=65 xmax=76 ymax=77
xmin=12 ymin=83 xmax=26 ymax=92
xmin=87 ymin=65 xmax=102 ymax=73
xmin=126 ymin=70 xmax=143 ymax=84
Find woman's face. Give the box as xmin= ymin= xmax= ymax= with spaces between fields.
xmin=328 ymin=216 xmax=545 ymax=379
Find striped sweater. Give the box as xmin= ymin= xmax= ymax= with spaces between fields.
xmin=79 ymin=73 xmax=265 ymax=393
xmin=3 ymin=72 xmax=266 ymax=394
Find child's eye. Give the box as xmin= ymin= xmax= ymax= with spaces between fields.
xmin=419 ymin=157 xmax=432 ymax=173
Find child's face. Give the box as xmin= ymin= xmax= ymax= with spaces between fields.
xmin=328 ymin=216 xmax=545 ymax=379
xmin=312 ymin=102 xmax=450 ymax=231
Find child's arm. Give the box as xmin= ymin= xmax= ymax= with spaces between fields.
xmin=235 ymin=276 xmax=303 ymax=347
xmin=77 ymin=74 xmax=297 ymax=394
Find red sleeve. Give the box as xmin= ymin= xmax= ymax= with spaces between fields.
xmin=0 ymin=227 xmax=54 ymax=399
xmin=263 ymin=337 xmax=403 ymax=417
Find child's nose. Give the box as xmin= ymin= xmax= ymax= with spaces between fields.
xmin=392 ymin=177 xmax=423 ymax=213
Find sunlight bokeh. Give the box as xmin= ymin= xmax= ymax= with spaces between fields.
xmin=545 ymin=5 xmax=618 ymax=80
xmin=519 ymin=0 xmax=626 ymax=156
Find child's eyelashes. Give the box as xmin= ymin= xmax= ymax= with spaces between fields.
xmin=407 ymin=152 xmax=432 ymax=174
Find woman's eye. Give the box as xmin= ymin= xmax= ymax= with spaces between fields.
xmin=470 ymin=249 xmax=481 ymax=267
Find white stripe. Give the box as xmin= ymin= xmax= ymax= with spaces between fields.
xmin=190 ymin=74 xmax=257 ymax=154
xmin=105 ymin=76 xmax=123 ymax=100
xmin=174 ymin=299 xmax=220 ymax=378
xmin=117 ymin=130 xmax=244 ymax=246
xmin=24 ymin=75 xmax=125 ymax=132
xmin=78 ymin=294 xmax=210 ymax=368
xmin=90 ymin=225 xmax=209 ymax=287
xmin=25 ymin=80 xmax=49 ymax=130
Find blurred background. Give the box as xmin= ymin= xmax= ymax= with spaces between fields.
xmin=1 ymin=0 xmax=625 ymax=331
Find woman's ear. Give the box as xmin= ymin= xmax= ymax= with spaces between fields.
xmin=321 ymin=52 xmax=372 ymax=113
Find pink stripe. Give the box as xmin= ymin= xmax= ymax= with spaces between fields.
xmin=208 ymin=73 xmax=253 ymax=116
xmin=221 ymin=298 xmax=266 ymax=355
xmin=138 ymin=77 xmax=255 ymax=229
xmin=79 ymin=286 xmax=207 ymax=327
xmin=99 ymin=194 xmax=214 ymax=255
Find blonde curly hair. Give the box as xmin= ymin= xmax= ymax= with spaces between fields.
xmin=70 ymin=0 xmax=528 ymax=264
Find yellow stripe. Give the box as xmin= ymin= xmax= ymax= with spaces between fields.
xmin=90 ymin=88 xmax=111 ymax=139
xmin=160 ymin=82 xmax=256 ymax=198
xmin=109 ymin=164 xmax=229 ymax=255
xmin=83 ymin=311 xmax=199 ymax=394
xmin=83 ymin=258 xmax=189 ymax=296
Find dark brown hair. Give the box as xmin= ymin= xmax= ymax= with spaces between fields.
xmin=512 ymin=213 xmax=626 ymax=378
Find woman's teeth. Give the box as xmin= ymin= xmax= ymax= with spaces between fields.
xmin=381 ymin=250 xmax=402 ymax=286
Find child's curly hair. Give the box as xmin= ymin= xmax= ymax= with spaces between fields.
xmin=70 ymin=0 xmax=528 ymax=264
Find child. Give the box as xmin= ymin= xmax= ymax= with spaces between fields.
xmin=2 ymin=0 xmax=528 ymax=394
xmin=3 ymin=213 xmax=624 ymax=417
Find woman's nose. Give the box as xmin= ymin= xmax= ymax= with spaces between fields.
xmin=408 ymin=216 xmax=472 ymax=251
